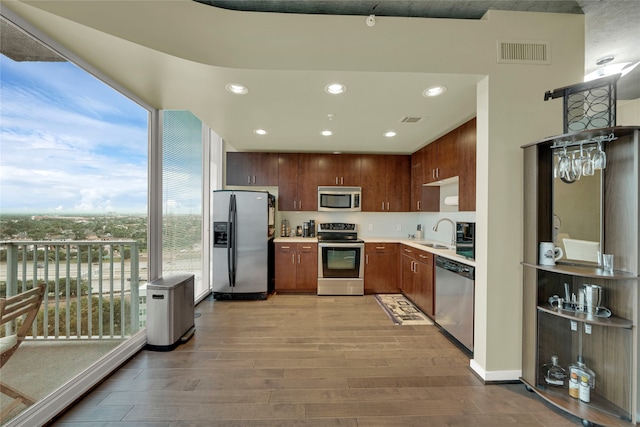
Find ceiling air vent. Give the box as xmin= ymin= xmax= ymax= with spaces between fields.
xmin=400 ymin=116 xmax=423 ymax=123
xmin=497 ymin=40 xmax=551 ymax=65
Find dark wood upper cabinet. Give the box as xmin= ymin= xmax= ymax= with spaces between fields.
xmin=277 ymin=153 xmax=318 ymax=211
xmin=226 ymin=152 xmax=278 ymax=186
xmin=361 ymin=154 xmax=410 ymax=212
xmin=277 ymin=153 xmax=299 ymax=211
xmin=228 ymin=118 xmax=474 ymax=212
xmin=317 ymin=153 xmax=360 ymax=186
xmin=423 ymin=128 xmax=458 ymax=183
xmin=360 ymin=155 xmax=387 ymax=211
xmin=457 ymin=118 xmax=477 ymax=212
xmin=386 ymin=155 xmax=411 ymax=211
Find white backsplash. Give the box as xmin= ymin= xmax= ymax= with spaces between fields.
xmin=277 ymin=210 xmax=476 ymax=243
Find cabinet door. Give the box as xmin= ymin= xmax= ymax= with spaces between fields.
xmin=275 ymin=243 xmax=297 ymax=290
xmin=341 ymin=154 xmax=361 ymax=186
xmin=422 ymin=142 xmax=439 ymax=183
xmin=364 ymin=243 xmax=399 ymax=293
xmin=435 ymin=129 xmax=459 ymax=180
xmin=296 ymin=243 xmax=318 ymax=290
xmin=253 ymin=153 xmax=278 ymax=185
xmin=410 ymin=149 xmax=424 ymax=212
xmin=226 ymin=152 xmax=277 ymax=186
xmin=457 ymin=118 xmax=476 ymax=212
xmin=400 ymin=245 xmax=416 ymax=296
xmin=360 ymin=155 xmax=386 ymax=212
xmin=226 ymin=152 xmax=254 ymax=185
xmin=278 ymin=153 xmax=298 ymax=211
xmin=317 ymin=153 xmax=342 ymax=186
xmin=297 ymin=153 xmax=318 ymax=211
xmin=414 ymin=250 xmax=434 ymax=317
xmin=386 ymin=155 xmax=410 ymax=212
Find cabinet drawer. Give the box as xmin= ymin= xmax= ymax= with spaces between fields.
xmin=276 ymin=243 xmax=296 ymax=253
xmin=415 ymin=250 xmax=432 ymax=264
xmin=297 ymin=243 xmax=317 ymax=253
xmin=365 ymin=243 xmax=397 ymax=253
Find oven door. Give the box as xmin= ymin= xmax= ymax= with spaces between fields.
xmin=318 ymin=243 xmax=364 ymax=278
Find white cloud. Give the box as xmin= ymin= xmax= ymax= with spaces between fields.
xmin=0 ymin=59 xmax=149 ymax=214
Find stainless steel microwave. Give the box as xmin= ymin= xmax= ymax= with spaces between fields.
xmin=318 ymin=186 xmax=361 ymax=211
xmin=455 ymin=222 xmax=475 ymax=260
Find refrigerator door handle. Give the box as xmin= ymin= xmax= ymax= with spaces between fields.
xmin=231 ymin=194 xmax=238 ymax=286
xmin=226 ymin=195 xmax=232 ymax=286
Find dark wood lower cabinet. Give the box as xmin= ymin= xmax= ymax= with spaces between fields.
xmin=275 ymin=242 xmax=317 ymax=292
xmin=364 ymin=243 xmax=400 ymax=294
xmin=400 ymin=244 xmax=434 ymax=318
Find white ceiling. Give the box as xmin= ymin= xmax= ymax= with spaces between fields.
xmin=1 ymin=0 xmax=638 ymax=156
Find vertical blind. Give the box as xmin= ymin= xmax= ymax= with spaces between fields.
xmin=162 ymin=111 xmax=203 ymax=293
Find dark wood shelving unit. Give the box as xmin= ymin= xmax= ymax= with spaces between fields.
xmin=521 ymin=126 xmax=640 ymax=426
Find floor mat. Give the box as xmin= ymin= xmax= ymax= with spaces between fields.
xmin=374 ymin=294 xmax=433 ymax=325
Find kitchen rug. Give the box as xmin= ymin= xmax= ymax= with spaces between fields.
xmin=374 ymin=294 xmax=433 ymax=325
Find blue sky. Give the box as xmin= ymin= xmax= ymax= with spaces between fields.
xmin=0 ymin=55 xmax=149 ymax=214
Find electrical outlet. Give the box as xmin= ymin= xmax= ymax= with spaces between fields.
xmin=570 ymin=320 xmax=577 ymax=331
xmin=396 ymin=224 xmax=402 ymax=231
xmin=368 ymin=224 xmax=374 ymax=231
xmin=585 ymin=324 xmax=592 ymax=334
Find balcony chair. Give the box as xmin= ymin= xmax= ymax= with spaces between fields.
xmin=0 ymin=284 xmax=46 ymax=419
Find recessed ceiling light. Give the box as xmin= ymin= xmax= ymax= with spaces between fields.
xmin=423 ymin=86 xmax=447 ymax=97
xmin=226 ymin=83 xmax=248 ymax=95
xmin=384 ymin=131 xmax=397 ymax=138
xmin=325 ymin=83 xmax=347 ymax=95
xmin=254 ymin=129 xmax=267 ymax=135
xmin=321 ymin=130 xmax=333 ymax=136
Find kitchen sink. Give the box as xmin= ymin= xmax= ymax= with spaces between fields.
xmin=419 ymin=243 xmax=450 ymax=250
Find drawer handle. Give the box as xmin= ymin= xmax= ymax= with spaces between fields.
xmin=419 ymin=254 xmax=428 ymax=259
xmin=302 ymin=246 xmax=312 ymax=249
xmin=376 ymin=246 xmax=385 ymax=250
xmin=281 ymin=246 xmax=290 ymax=249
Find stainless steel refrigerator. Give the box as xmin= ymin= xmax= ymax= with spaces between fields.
xmin=212 ymin=190 xmax=275 ymax=300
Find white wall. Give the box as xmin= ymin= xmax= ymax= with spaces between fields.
xmin=618 ymin=99 xmax=640 ymax=125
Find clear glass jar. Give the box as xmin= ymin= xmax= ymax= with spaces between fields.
xmin=544 ymin=355 xmax=567 ymax=387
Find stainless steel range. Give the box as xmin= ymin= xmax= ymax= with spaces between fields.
xmin=317 ymin=223 xmax=364 ymax=296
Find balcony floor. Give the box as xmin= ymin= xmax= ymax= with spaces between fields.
xmin=49 ymin=294 xmax=587 ymax=426
xmin=1 ymin=340 xmax=122 ymax=423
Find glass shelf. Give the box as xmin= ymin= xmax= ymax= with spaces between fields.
xmin=522 ymin=262 xmax=638 ymax=280
xmin=537 ymin=304 xmax=632 ymax=328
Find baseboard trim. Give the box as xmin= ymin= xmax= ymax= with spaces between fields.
xmin=5 ymin=330 xmax=146 ymax=427
xmin=470 ymin=359 xmax=522 ymax=383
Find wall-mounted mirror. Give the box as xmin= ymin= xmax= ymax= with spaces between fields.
xmin=553 ymin=170 xmax=602 ymax=266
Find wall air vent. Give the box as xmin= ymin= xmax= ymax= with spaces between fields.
xmin=497 ymin=40 xmax=551 ymax=65
xmin=400 ymin=116 xmax=423 ymax=123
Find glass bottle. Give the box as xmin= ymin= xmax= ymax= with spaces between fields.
xmin=579 ymin=374 xmax=591 ymax=402
xmin=568 ymin=356 xmax=595 ymax=400
xmin=544 ymin=355 xmax=567 ymax=387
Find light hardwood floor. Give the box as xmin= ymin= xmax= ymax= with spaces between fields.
xmin=52 ymin=294 xmax=581 ymax=426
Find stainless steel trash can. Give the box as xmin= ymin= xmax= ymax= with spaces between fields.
xmin=146 ymin=274 xmax=195 ymax=351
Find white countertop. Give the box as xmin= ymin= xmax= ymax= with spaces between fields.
xmin=274 ymin=236 xmax=475 ymax=266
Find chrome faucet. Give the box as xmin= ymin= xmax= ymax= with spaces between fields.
xmin=433 ymin=218 xmax=455 ymax=246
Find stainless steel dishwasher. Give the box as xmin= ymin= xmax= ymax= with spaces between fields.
xmin=435 ymin=256 xmax=475 ymax=354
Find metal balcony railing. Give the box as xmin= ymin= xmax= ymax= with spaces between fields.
xmin=1 ymin=240 xmax=141 ymax=340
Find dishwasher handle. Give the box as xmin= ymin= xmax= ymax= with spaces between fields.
xmin=435 ymin=256 xmax=475 ymax=281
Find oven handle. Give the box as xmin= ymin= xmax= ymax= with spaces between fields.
xmin=318 ymin=242 xmax=364 ymax=249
